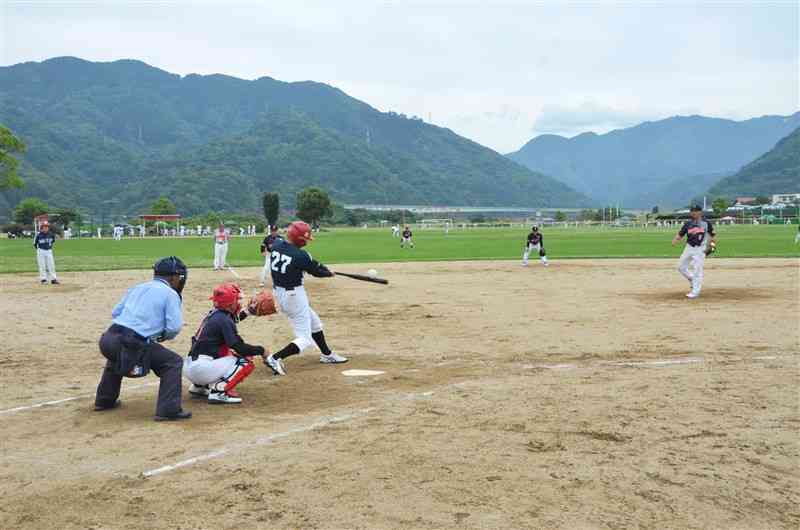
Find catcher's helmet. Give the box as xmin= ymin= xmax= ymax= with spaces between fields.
xmin=287 ymin=221 xmax=314 ymax=247
xmin=210 ymin=283 xmax=242 ymax=315
xmin=153 ymin=256 xmax=188 ymax=295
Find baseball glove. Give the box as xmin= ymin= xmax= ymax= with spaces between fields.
xmin=705 ymin=241 xmax=716 ymax=257
xmin=247 ymin=290 xmax=278 ymax=316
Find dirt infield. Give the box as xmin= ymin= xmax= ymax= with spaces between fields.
xmin=1 ymin=259 xmax=798 ymax=529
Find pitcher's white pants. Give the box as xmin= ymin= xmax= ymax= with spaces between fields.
xmin=678 ymin=245 xmax=706 ymax=294
xmin=184 ymin=355 xmax=238 ymax=385
xmin=523 ymin=244 xmax=547 ymax=265
xmin=214 ymin=242 xmax=228 ymax=269
xmin=273 ymin=286 xmax=322 ymax=351
xmin=36 ymin=249 xmax=57 ymax=281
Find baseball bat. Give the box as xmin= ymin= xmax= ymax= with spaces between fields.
xmin=333 ymin=271 xmax=389 ymax=285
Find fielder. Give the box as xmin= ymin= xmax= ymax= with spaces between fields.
xmin=34 ymin=220 xmax=59 ymax=284
xmin=391 ymin=224 xmax=400 ymax=238
xmin=795 ymin=224 xmax=799 ymax=244
xmin=672 ymin=205 xmax=716 ymax=299
xmin=400 ymin=226 xmax=414 ymax=248
xmin=213 ymin=222 xmax=230 ymax=271
xmin=94 ymin=257 xmax=191 ymax=421
xmin=185 ymin=283 xmax=269 ymax=404
xmin=264 ymin=221 xmax=348 ymax=376
xmin=522 ymin=226 xmax=548 ymax=267
xmin=259 ymin=225 xmax=284 ymax=287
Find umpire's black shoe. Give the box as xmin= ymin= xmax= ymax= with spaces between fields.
xmin=94 ymin=400 xmax=121 ymax=411
xmin=154 ymin=410 xmax=192 ymax=422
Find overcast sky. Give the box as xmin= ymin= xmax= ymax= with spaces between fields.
xmin=1 ymin=1 xmax=797 ymax=152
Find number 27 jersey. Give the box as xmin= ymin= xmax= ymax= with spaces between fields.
xmin=269 ymin=239 xmax=333 ymax=289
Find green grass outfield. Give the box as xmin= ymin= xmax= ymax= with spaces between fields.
xmin=1 ymin=224 xmax=797 ymax=273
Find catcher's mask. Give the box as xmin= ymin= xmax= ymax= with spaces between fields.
xmin=287 ymin=221 xmax=314 ymax=247
xmin=210 ymin=283 xmax=243 ymax=315
xmin=153 ymin=256 xmax=188 ymax=296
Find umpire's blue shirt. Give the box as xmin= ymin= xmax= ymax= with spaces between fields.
xmin=111 ymin=279 xmax=183 ymax=341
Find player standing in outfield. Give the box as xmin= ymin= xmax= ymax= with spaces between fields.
xmin=672 ymin=205 xmax=716 ymax=299
xmin=259 ymin=225 xmax=284 ymax=287
xmin=391 ymin=224 xmax=400 ymax=238
xmin=522 ymin=226 xmax=548 ymax=267
xmin=94 ymin=257 xmax=191 ymax=421
xmin=34 ymin=220 xmax=59 ymax=284
xmin=264 ymin=221 xmax=348 ymax=376
xmin=213 ymin=222 xmax=230 ymax=271
xmin=795 ymin=224 xmax=799 ymax=244
xmin=184 ymin=283 xmax=267 ymax=404
xmin=400 ymin=226 xmax=414 ymax=248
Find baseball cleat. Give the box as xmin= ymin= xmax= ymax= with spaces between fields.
xmin=208 ymin=391 xmax=242 ymax=404
xmin=51 ymin=279 xmax=60 ymax=284
xmin=188 ymin=384 xmax=210 ymax=398
xmin=320 ymin=352 xmax=348 ymax=364
xmin=154 ymin=410 xmax=192 ymax=421
xmin=94 ymin=400 xmax=121 ymax=411
xmin=265 ymin=354 xmax=286 ymax=376
xmin=686 ymin=292 xmax=700 ymax=299
xmin=40 ymin=279 xmax=47 ymax=284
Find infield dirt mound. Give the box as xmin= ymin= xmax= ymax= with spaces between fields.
xmin=1 ymin=259 xmax=797 ymax=529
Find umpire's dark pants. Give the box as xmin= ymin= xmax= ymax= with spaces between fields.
xmin=95 ymin=324 xmax=183 ymax=417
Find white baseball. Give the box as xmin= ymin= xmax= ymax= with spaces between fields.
xmin=367 ymin=268 xmax=378 ymax=278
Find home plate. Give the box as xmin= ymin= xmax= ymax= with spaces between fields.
xmin=342 ymin=369 xmax=386 ymax=377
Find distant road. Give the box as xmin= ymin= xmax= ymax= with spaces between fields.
xmin=343 ymin=204 xmax=647 ymax=215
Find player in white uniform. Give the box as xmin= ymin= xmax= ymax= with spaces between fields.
xmin=522 ymin=226 xmax=548 ymax=266
xmin=213 ymin=223 xmax=230 ymax=271
xmin=34 ymin=220 xmax=59 ymax=284
xmin=263 ymin=221 xmax=347 ymax=376
xmin=391 ymin=225 xmax=400 ymax=238
xmin=672 ymin=205 xmax=716 ymax=299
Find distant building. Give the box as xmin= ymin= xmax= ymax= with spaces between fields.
xmin=772 ymin=193 xmax=800 ymax=204
xmin=735 ymin=197 xmax=757 ymax=205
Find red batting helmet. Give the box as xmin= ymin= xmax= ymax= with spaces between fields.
xmin=210 ymin=283 xmax=243 ymax=315
xmin=287 ymin=221 xmax=314 ymax=247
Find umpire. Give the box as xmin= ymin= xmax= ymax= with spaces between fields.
xmin=94 ymin=256 xmax=192 ymax=421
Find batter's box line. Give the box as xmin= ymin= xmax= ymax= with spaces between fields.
xmin=142 ymin=390 xmax=437 ymax=478
xmin=524 ymin=353 xmax=794 ymax=372
xmin=0 ymin=381 xmax=159 ymax=416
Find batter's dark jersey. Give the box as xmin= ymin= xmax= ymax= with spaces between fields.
xmin=526 ymin=232 xmax=543 ymax=246
xmin=34 ymin=231 xmax=56 ymax=250
xmin=269 ymin=239 xmax=332 ymax=289
xmin=260 ymin=233 xmax=283 ymax=254
xmin=679 ymin=219 xmax=715 ymax=247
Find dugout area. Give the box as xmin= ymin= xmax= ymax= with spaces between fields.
xmin=0 ymin=259 xmax=797 ymax=529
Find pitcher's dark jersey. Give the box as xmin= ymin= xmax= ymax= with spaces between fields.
xmin=260 ymin=233 xmax=283 ymax=254
xmin=34 ymin=231 xmax=56 ymax=250
xmin=269 ymin=239 xmax=332 ymax=289
xmin=527 ymin=232 xmax=543 ymax=246
xmin=679 ymin=219 xmax=715 ymax=247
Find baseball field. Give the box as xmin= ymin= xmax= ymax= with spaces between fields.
xmin=1 ymin=225 xmax=798 ymax=529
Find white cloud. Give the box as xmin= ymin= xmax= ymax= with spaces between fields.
xmin=1 ymin=1 xmax=798 ymax=152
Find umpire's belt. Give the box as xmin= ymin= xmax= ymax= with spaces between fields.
xmin=109 ymin=323 xmax=149 ymax=343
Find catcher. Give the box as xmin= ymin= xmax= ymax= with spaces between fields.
xmin=184 ymin=284 xmax=276 ymax=404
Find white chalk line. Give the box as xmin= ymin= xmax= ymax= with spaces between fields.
xmin=0 ymin=381 xmax=159 ymax=416
xmin=526 ymin=354 xmax=793 ymax=372
xmin=142 ymin=390 xmax=437 ymax=478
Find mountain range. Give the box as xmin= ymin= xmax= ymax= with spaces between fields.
xmin=708 ymin=126 xmax=800 ymax=199
xmin=507 ymin=113 xmax=800 ymax=207
xmin=0 ymin=57 xmax=587 ymax=221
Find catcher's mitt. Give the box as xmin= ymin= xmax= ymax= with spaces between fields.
xmin=705 ymin=241 xmax=716 ymax=257
xmin=248 ymin=290 xmax=278 ymax=316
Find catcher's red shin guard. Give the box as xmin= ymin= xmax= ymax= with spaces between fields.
xmin=224 ymin=358 xmax=255 ymax=395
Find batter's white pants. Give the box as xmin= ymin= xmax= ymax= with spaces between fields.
xmin=677 ymin=245 xmax=706 ymax=294
xmin=184 ymin=355 xmax=238 ymax=385
xmin=214 ymin=242 xmax=228 ymax=269
xmin=36 ymin=249 xmax=57 ymax=281
xmin=523 ymin=244 xmax=547 ymax=265
xmin=273 ymin=286 xmax=323 ymax=351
